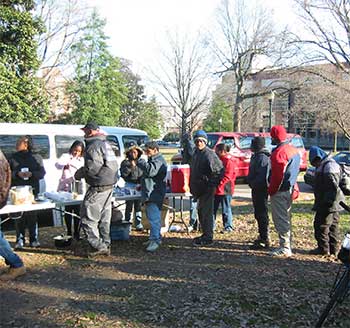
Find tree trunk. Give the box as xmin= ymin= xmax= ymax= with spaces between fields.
xmin=233 ymin=95 xmax=243 ymax=132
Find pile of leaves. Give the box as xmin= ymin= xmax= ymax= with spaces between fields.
xmin=1 ymin=199 xmax=349 ymax=327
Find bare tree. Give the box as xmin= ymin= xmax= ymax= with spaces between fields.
xmin=35 ymin=0 xmax=89 ymax=83
xmin=150 ymin=32 xmax=213 ymax=138
xmin=292 ymin=0 xmax=350 ymax=137
xmin=294 ymin=0 xmax=350 ymax=73
xmin=209 ymin=0 xmax=295 ymax=131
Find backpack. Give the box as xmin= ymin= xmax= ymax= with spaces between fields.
xmin=0 ymin=149 xmax=11 ymax=209
xmin=339 ymin=163 xmax=350 ymax=195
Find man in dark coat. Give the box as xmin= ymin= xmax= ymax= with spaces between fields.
xmin=247 ymin=137 xmax=270 ymax=249
xmin=190 ymin=130 xmax=224 ymax=246
xmin=75 ymin=122 xmax=119 ymax=257
xmin=309 ymin=146 xmax=343 ymax=256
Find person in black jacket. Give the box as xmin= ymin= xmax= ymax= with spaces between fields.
xmin=309 ymin=146 xmax=343 ymax=256
xmin=120 ymin=145 xmax=144 ymax=230
xmin=190 ymin=130 xmax=224 ymax=246
xmin=247 ymin=137 xmax=270 ymax=249
xmin=181 ymin=133 xmax=198 ymax=231
xmin=9 ymin=135 xmax=46 ymax=249
xmin=75 ymin=122 xmax=119 ymax=257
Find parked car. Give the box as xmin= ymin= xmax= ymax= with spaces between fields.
xmin=304 ymin=151 xmax=350 ymax=187
xmin=171 ymin=131 xmax=307 ymax=179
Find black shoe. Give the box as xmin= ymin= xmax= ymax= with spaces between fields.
xmin=308 ymin=248 xmax=329 ymax=256
xmin=249 ymin=239 xmax=270 ymax=250
xmin=192 ymin=236 xmax=214 ymax=247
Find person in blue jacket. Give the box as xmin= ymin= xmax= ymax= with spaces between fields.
xmin=137 ymin=141 xmax=167 ymax=252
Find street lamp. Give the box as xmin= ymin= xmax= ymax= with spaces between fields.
xmin=268 ymin=90 xmax=275 ymax=131
xmin=218 ymin=117 xmax=223 ymax=131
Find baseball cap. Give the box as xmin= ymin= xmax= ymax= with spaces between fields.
xmin=81 ymin=122 xmax=100 ymax=131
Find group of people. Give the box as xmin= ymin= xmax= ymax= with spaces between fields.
xmin=0 ymin=121 xmax=344 ymax=280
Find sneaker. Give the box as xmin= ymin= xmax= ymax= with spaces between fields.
xmin=221 ymin=227 xmax=234 ymax=234
xmin=146 ymin=241 xmax=160 ymax=252
xmin=192 ymin=236 xmax=214 ymax=247
xmin=0 ymin=266 xmax=26 ymax=281
xmin=135 ymin=224 xmax=144 ymax=231
xmin=187 ymin=226 xmax=194 ymax=233
xmin=270 ymin=248 xmax=292 ymax=257
xmin=88 ymin=247 xmax=111 ymax=258
xmin=249 ymin=239 xmax=270 ymax=250
xmin=30 ymin=241 xmax=40 ymax=248
xmin=14 ymin=241 xmax=24 ymax=250
xmin=308 ymin=248 xmax=330 ymax=256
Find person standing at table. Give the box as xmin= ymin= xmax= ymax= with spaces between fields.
xmin=181 ymin=132 xmax=198 ymax=232
xmin=0 ymin=148 xmax=26 ymax=280
xmin=120 ymin=144 xmax=144 ymax=230
xmin=137 ymin=141 xmax=167 ymax=252
xmin=9 ymin=135 xmax=46 ymax=249
xmin=214 ymin=143 xmax=237 ymax=233
xmin=55 ymin=140 xmax=85 ymax=240
xmin=247 ymin=136 xmax=270 ymax=249
xmin=190 ymin=130 xmax=224 ymax=247
xmin=75 ymin=122 xmax=118 ymax=257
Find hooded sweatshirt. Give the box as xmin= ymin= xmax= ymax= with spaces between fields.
xmin=309 ymin=146 xmax=344 ymax=212
xmin=268 ymin=126 xmax=300 ymax=196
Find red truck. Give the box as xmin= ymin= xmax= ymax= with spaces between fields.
xmin=172 ymin=131 xmax=307 ymax=179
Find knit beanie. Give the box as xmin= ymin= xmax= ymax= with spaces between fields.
xmin=270 ymin=125 xmax=287 ymax=142
xmin=193 ymin=130 xmax=208 ymax=144
xmin=251 ymin=136 xmax=265 ymax=152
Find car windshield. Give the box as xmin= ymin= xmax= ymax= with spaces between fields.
xmin=207 ymin=134 xmax=220 ymax=149
xmin=333 ymin=152 xmax=350 ymax=165
xmin=239 ymin=136 xmax=255 ymax=150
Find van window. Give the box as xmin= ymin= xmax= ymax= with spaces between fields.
xmin=55 ymin=136 xmax=85 ymax=158
xmin=207 ymin=134 xmax=220 ymax=149
xmin=239 ymin=136 xmax=255 ymax=150
xmin=106 ymin=135 xmax=121 ymax=157
xmin=0 ymin=135 xmax=50 ymax=159
xmin=122 ymin=135 xmax=148 ymax=148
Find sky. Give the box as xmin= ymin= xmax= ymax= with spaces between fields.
xmin=88 ymin=0 xmax=295 ymax=68
xmin=85 ymin=0 xmax=296 ymax=97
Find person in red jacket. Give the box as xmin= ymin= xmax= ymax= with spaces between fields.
xmin=268 ymin=125 xmax=300 ymax=257
xmin=214 ymin=143 xmax=237 ymax=233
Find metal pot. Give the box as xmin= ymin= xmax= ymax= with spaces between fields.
xmin=53 ymin=235 xmax=72 ymax=248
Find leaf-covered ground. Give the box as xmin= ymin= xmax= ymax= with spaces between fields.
xmin=1 ymin=195 xmax=350 ymax=327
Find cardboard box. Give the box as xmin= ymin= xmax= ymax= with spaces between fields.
xmin=141 ymin=204 xmax=172 ymax=234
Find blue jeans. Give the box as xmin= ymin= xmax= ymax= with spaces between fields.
xmin=214 ymin=195 xmax=233 ymax=230
xmin=0 ymin=231 xmax=23 ymax=268
xmin=189 ymin=199 xmax=198 ymax=227
xmin=145 ymin=202 xmax=161 ymax=244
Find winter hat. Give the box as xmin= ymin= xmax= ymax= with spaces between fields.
xmin=270 ymin=125 xmax=287 ymax=142
xmin=125 ymin=145 xmax=143 ymax=159
xmin=193 ymin=130 xmax=208 ymax=144
xmin=309 ymin=146 xmax=327 ymax=165
xmin=251 ymin=136 xmax=265 ymax=152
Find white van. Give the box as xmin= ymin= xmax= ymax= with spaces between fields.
xmin=0 ymin=123 xmax=149 ymax=193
